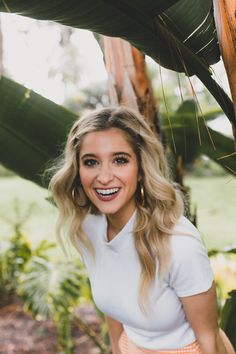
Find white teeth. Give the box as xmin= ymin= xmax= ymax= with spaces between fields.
xmin=96 ymin=188 xmax=119 ymax=195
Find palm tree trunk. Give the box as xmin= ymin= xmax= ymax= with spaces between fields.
xmin=213 ymin=0 xmax=236 ymax=143
xmin=102 ymin=36 xmax=161 ymax=136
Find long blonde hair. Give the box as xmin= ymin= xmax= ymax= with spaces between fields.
xmin=49 ymin=106 xmax=184 ymax=314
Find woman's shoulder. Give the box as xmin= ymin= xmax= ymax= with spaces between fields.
xmin=171 ymin=215 xmax=201 ymax=240
xmin=168 ymin=216 xmax=214 ymax=296
xmin=169 ymin=215 xmax=206 ymax=258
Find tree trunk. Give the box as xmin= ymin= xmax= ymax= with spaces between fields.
xmin=102 ymin=36 xmax=160 ymax=136
xmin=213 ymin=0 xmax=236 ymax=143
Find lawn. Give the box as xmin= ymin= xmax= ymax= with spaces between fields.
xmin=185 ymin=175 xmax=236 ymax=250
xmin=0 ymin=175 xmax=235 ymax=252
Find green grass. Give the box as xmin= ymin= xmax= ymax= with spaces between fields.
xmin=185 ymin=175 xmax=236 ymax=250
xmin=0 ymin=175 xmax=235 ymax=252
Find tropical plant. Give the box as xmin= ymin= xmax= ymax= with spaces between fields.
xmin=0 ymin=76 xmax=77 ymax=185
xmin=0 ymin=1 xmax=235 ymax=185
xmin=162 ymin=99 xmax=236 ymax=175
xmin=0 ymin=200 xmax=55 ymax=303
xmin=18 ymin=256 xmax=107 ymax=354
xmin=0 ymin=199 xmax=106 ymax=352
xmin=0 ymin=214 xmax=108 ymax=353
xmin=0 ymin=229 xmax=55 ymax=303
xmin=0 ymin=0 xmax=235 ymax=126
xmin=0 ymin=230 xmax=31 ymax=302
xmin=0 ymin=77 xmax=235 ymax=188
xmin=0 ymin=2 xmax=235 ymax=349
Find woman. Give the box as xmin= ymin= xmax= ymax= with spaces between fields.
xmin=49 ymin=106 xmax=234 ymax=354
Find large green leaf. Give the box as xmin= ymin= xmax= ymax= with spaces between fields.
xmin=0 ymin=76 xmax=77 ymax=186
xmin=0 ymin=0 xmax=235 ymax=125
xmin=1 ymin=79 xmax=235 ymax=189
xmin=163 ymin=100 xmax=236 ymax=173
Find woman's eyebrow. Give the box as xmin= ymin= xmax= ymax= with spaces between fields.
xmin=80 ymin=152 xmax=132 ymax=159
xmin=113 ymin=152 xmax=132 ymax=157
xmin=80 ymin=153 xmax=96 ymax=159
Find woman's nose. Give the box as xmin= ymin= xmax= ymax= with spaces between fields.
xmin=96 ymin=164 xmax=113 ymax=184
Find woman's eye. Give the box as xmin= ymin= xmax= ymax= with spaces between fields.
xmin=114 ymin=157 xmax=129 ymax=165
xmin=83 ymin=159 xmax=97 ymax=167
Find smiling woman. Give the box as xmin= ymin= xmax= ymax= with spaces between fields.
xmin=79 ymin=128 xmax=139 ymax=238
xmin=48 ymin=106 xmax=234 ymax=354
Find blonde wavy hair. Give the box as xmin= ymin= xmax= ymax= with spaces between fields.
xmin=49 ymin=106 xmax=184 ymax=315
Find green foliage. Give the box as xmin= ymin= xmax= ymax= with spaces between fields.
xmin=0 ymin=209 xmax=108 ymax=353
xmin=0 ymin=231 xmax=31 ymax=297
xmin=0 ymin=229 xmax=55 ymax=299
xmin=220 ymin=290 xmax=236 ymax=350
xmin=0 ymin=201 xmax=55 ymax=301
xmin=0 ymin=76 xmax=235 ymax=189
xmin=19 ymin=256 xmax=88 ymax=353
xmin=0 ymin=0 xmax=234 ymax=122
xmin=0 ymin=199 xmax=55 ymax=300
xmin=163 ymin=99 xmax=235 ymax=176
xmin=0 ymin=76 xmax=77 ymax=186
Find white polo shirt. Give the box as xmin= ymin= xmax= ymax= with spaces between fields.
xmin=79 ymin=210 xmax=214 ymax=350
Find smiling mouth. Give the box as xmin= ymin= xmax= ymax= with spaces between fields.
xmin=95 ymin=187 xmax=120 ymax=197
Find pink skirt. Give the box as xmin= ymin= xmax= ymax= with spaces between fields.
xmin=118 ymin=330 xmax=202 ymax=354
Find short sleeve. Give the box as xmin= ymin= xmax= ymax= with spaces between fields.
xmin=169 ymin=234 xmax=214 ymax=297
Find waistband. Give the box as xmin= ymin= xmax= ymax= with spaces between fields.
xmin=118 ymin=330 xmax=202 ymax=354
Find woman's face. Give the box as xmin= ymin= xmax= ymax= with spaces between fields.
xmin=79 ymin=127 xmax=139 ymax=223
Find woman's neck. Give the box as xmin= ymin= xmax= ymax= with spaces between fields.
xmin=106 ymin=207 xmax=136 ymax=241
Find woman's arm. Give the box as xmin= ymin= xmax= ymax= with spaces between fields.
xmin=105 ymin=315 xmax=124 ymax=354
xmin=180 ymin=282 xmax=234 ymax=354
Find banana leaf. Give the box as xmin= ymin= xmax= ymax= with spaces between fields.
xmin=0 ymin=76 xmax=77 ymax=186
xmin=163 ymin=100 xmax=236 ymax=172
xmin=0 ymin=0 xmax=235 ymax=125
xmin=0 ymin=79 xmax=235 ymax=188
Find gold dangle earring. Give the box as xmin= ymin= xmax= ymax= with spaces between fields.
xmin=72 ymin=184 xmax=89 ymax=208
xmin=140 ymin=184 xmax=145 ymax=207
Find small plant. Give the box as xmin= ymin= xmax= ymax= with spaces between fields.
xmin=0 ymin=200 xmax=109 ymax=353
xmin=0 ymin=200 xmax=55 ymax=304
xmin=19 ymin=256 xmax=108 ymax=354
xmin=0 ymin=230 xmax=32 ymax=302
xmin=0 ymin=231 xmax=55 ymax=301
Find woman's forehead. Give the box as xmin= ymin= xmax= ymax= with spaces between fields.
xmin=79 ymin=128 xmax=135 ymax=155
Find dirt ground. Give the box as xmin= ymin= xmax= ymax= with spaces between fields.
xmin=0 ymin=299 xmax=105 ymax=354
